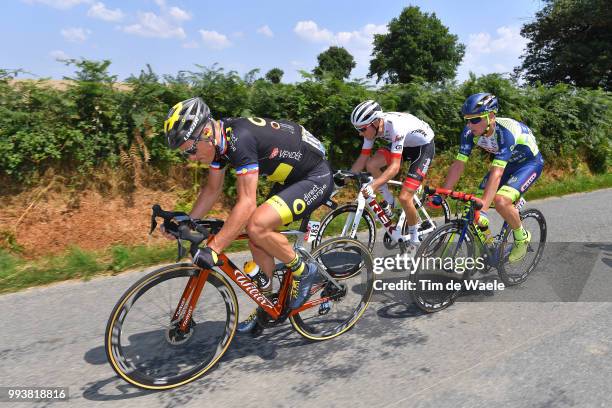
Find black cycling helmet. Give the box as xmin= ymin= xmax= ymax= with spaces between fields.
xmin=164 ymin=97 xmax=211 ymax=149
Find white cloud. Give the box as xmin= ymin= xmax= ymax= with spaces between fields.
xmin=467 ymin=26 xmax=527 ymax=56
xmin=50 ymin=50 xmax=70 ymax=60
xmin=123 ymin=11 xmax=186 ymax=39
xmin=294 ymin=21 xmax=386 ymax=48
xmin=199 ymin=30 xmax=232 ymax=50
xmin=293 ymin=20 xmax=387 ymax=78
xmin=458 ymin=25 xmax=528 ymax=79
xmin=169 ymin=6 xmax=191 ymax=21
xmin=87 ymin=2 xmax=123 ymax=22
xmin=231 ymin=31 xmax=244 ymax=38
xmin=23 ymin=0 xmax=90 ymax=9
xmin=257 ymin=25 xmax=273 ymax=38
xmin=61 ymin=27 xmax=91 ymax=43
xmin=182 ymin=40 xmax=199 ymax=49
xmin=294 ymin=21 xmax=334 ymax=43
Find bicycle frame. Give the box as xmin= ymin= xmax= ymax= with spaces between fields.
xmin=171 ymin=218 xmax=343 ymax=332
xmin=343 ymin=181 xmax=437 ymax=241
xmin=442 ymin=195 xmax=528 ymax=268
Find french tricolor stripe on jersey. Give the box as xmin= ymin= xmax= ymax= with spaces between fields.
xmin=236 ymin=163 xmax=259 ymax=176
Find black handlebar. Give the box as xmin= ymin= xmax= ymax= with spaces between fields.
xmin=333 ymin=170 xmax=373 ymax=187
xmin=150 ymin=204 xmax=225 ymax=261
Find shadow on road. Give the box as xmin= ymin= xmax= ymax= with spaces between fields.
xmin=81 ymin=324 xmax=309 ymax=402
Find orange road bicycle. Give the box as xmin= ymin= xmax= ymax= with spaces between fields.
xmin=105 ymin=205 xmax=374 ymax=390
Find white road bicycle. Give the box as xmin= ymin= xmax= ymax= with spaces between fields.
xmin=313 ymin=170 xmax=451 ymax=254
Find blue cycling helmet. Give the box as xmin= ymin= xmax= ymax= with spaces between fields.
xmin=461 ymin=93 xmax=498 ymax=116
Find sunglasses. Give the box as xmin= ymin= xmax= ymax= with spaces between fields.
xmin=355 ymin=122 xmax=374 ymax=132
xmin=465 ymin=114 xmax=488 ymax=124
xmin=180 ymin=135 xmax=201 ymax=158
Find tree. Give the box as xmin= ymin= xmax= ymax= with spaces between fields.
xmin=368 ymin=6 xmax=465 ymax=84
xmin=517 ymin=0 xmax=612 ymax=90
xmin=313 ymin=46 xmax=356 ymax=80
xmin=265 ymin=68 xmax=284 ymax=84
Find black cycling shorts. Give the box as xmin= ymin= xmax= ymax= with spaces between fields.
xmin=378 ymin=141 xmax=435 ymax=191
xmin=265 ymin=160 xmax=333 ymax=225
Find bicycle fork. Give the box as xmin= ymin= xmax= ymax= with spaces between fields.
xmin=413 ymin=194 xmax=436 ymax=236
xmin=171 ymin=268 xmax=211 ymax=333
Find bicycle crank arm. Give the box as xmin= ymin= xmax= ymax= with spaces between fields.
xmin=298 ymin=248 xmax=343 ymax=290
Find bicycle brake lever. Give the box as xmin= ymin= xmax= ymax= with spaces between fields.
xmin=149 ymin=213 xmax=157 ymax=235
xmin=176 ymin=240 xmax=187 ymax=262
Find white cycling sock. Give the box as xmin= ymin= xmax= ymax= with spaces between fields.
xmin=408 ymin=224 xmax=419 ymax=242
xmin=379 ymin=184 xmax=394 ymax=205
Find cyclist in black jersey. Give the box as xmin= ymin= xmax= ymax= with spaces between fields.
xmin=161 ymin=97 xmax=333 ymax=326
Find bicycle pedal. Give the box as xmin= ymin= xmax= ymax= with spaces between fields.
xmin=419 ymin=220 xmax=432 ymax=231
xmin=250 ymin=322 xmax=265 ymax=337
xmin=318 ymin=301 xmax=331 ymax=315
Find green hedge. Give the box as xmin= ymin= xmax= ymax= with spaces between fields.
xmin=1 ymin=62 xmax=610 ymax=188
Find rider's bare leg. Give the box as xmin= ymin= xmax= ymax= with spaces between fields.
xmin=366 ymin=152 xmax=394 ymax=204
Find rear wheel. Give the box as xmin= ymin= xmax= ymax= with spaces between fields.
xmin=290 ymin=238 xmax=374 ymax=340
xmin=497 ymin=208 xmax=547 ymax=286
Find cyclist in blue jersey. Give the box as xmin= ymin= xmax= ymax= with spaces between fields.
xmin=442 ymin=93 xmax=544 ymax=262
xmin=161 ymin=97 xmax=333 ymax=327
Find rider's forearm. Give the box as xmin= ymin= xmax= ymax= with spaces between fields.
xmin=190 ymin=185 xmax=222 ymax=219
xmin=443 ymin=160 xmax=465 ymax=190
xmin=208 ymin=198 xmax=257 ymax=253
xmin=350 ymin=154 xmax=368 ymax=173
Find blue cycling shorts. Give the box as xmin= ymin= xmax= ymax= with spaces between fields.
xmin=478 ymin=154 xmax=544 ymax=202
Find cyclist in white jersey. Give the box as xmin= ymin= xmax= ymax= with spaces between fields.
xmin=349 ymin=100 xmax=436 ymax=245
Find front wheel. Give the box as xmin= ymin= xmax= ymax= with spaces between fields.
xmin=312 ymin=204 xmax=376 ymax=252
xmin=290 ymin=237 xmax=374 ymax=341
xmin=497 ymin=208 xmax=547 ymax=286
xmin=105 ymin=264 xmax=238 ymax=390
xmin=410 ymin=221 xmax=476 ymax=313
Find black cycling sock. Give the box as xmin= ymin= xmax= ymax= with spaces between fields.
xmin=286 ymin=254 xmax=305 ymax=278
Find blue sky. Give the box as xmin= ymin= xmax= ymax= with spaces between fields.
xmin=2 ymin=0 xmax=544 ymax=83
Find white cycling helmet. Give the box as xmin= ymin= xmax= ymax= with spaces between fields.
xmin=350 ymin=100 xmax=383 ymax=127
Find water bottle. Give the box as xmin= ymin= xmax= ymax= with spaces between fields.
xmin=244 ymin=261 xmax=271 ymax=291
xmin=380 ymin=200 xmax=394 ymax=219
xmin=478 ymin=225 xmax=494 ymax=246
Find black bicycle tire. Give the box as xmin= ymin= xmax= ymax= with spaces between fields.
xmin=290 ymin=237 xmax=374 ymax=341
xmin=105 ymin=263 xmax=238 ymax=390
xmin=496 ymin=208 xmax=547 ymax=286
xmin=410 ymin=221 xmax=476 ymax=313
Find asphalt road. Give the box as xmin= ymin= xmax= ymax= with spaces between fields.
xmin=1 ymin=189 xmax=611 ymax=408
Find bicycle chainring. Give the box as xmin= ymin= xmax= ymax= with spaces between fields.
xmin=255 ymin=294 xmax=280 ymax=328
